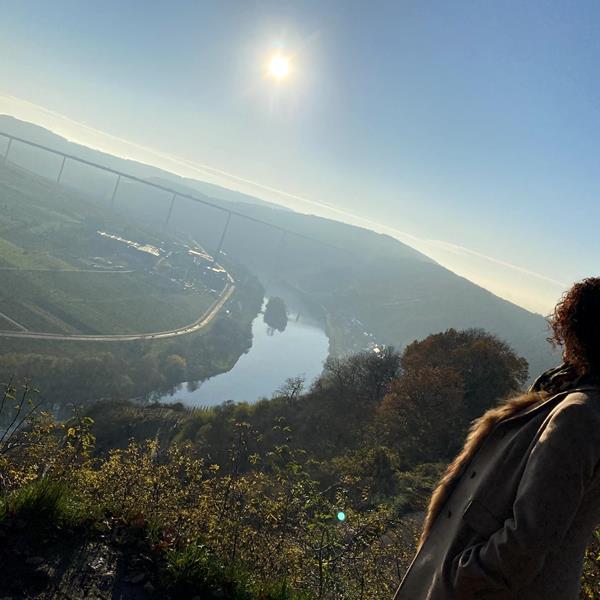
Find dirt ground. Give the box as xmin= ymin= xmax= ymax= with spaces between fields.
xmin=0 ymin=517 xmax=162 ymax=600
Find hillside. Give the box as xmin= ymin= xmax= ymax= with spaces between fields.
xmin=0 ymin=334 xmax=598 ymax=599
xmin=0 ymin=117 xmax=558 ymax=377
xmin=0 ymin=165 xmax=224 ymax=336
xmin=0 ymin=152 xmax=265 ymax=407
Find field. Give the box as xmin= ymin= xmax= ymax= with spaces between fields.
xmin=0 ymin=165 xmax=219 ymax=336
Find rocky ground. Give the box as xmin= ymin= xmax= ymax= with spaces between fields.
xmin=0 ymin=517 xmax=164 ymax=600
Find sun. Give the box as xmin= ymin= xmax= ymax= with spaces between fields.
xmin=268 ymin=54 xmax=291 ymax=80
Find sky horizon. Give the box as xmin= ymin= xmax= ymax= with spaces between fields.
xmin=2 ymin=1 xmax=599 ymax=314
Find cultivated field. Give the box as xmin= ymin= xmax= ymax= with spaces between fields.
xmin=0 ymin=165 xmax=219 ymax=336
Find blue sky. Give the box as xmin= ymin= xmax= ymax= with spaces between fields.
xmin=1 ymin=0 xmax=600 ymax=313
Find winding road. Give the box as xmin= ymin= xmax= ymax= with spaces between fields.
xmin=0 ymin=277 xmax=236 ymax=342
xmin=0 ymin=267 xmax=134 ymax=273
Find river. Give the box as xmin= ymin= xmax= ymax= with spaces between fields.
xmin=162 ymin=289 xmax=330 ymax=407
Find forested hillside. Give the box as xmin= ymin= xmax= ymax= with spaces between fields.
xmin=1 ymin=330 xmax=598 ymax=599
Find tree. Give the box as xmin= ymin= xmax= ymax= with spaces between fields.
xmin=377 ymin=329 xmax=529 ymax=464
xmin=318 ymin=346 xmax=400 ymax=406
xmin=263 ymin=297 xmax=288 ymax=332
xmin=378 ymin=366 xmax=465 ymax=462
xmin=400 ymin=328 xmax=528 ymax=422
xmin=164 ymin=354 xmax=187 ymax=385
xmin=274 ymin=375 xmax=305 ymax=404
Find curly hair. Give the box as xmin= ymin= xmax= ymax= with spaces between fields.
xmin=549 ymin=277 xmax=600 ymax=374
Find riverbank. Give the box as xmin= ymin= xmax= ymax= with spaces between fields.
xmin=162 ymin=279 xmax=330 ymax=407
xmin=0 ymin=267 xmax=264 ymax=417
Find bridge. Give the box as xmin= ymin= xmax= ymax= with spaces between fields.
xmin=0 ymin=130 xmax=351 ymax=261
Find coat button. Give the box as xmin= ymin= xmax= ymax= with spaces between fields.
xmin=470 ymin=470 xmax=476 ymax=478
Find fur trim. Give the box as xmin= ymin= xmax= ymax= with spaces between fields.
xmin=418 ymin=391 xmax=547 ymax=548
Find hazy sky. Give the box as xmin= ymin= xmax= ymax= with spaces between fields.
xmin=1 ymin=0 xmax=600 ymax=314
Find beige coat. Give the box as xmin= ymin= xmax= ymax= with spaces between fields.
xmin=394 ymin=386 xmax=600 ymax=599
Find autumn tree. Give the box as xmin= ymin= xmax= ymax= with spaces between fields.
xmin=378 ymin=366 xmax=465 ymax=462
xmin=378 ymin=329 xmax=528 ymax=464
xmin=400 ymin=328 xmax=528 ymax=422
xmin=164 ymin=354 xmax=188 ymax=384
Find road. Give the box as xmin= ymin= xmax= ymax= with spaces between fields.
xmin=0 ymin=310 xmax=28 ymax=331
xmin=0 ymin=280 xmax=236 ymax=342
xmin=0 ymin=267 xmax=134 ymax=273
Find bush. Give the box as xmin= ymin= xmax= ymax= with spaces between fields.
xmin=1 ymin=478 xmax=81 ymax=527
xmin=165 ymin=543 xmax=300 ymax=599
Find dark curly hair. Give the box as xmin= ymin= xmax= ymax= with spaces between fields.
xmin=549 ymin=277 xmax=600 ymax=375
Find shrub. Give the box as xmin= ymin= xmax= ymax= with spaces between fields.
xmin=1 ymin=478 xmax=81 ymax=527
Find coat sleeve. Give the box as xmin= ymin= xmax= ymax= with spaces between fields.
xmin=451 ymin=396 xmax=600 ymax=597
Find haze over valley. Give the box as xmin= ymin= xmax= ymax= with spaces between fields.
xmin=0 ymin=115 xmax=557 ymax=407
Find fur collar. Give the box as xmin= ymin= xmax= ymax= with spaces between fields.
xmin=418 ymin=391 xmax=547 ymax=548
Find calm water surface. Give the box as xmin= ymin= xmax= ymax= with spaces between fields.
xmin=163 ymin=295 xmax=329 ymax=407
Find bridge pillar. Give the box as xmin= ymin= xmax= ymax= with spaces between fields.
xmin=109 ymin=175 xmax=121 ymax=212
xmin=163 ymin=192 xmax=177 ymax=232
xmin=215 ymin=212 xmax=232 ymax=258
xmin=56 ymin=156 xmax=67 ymax=183
xmin=2 ymin=137 xmax=12 ymax=165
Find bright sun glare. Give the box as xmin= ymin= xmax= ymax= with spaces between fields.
xmin=268 ymin=55 xmax=291 ymax=80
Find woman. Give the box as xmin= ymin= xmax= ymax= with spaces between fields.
xmin=394 ymin=277 xmax=600 ymax=599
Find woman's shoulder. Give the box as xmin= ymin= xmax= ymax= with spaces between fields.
xmin=559 ymin=386 xmax=600 ymax=407
xmin=549 ymin=387 xmax=600 ymax=433
xmin=539 ymin=388 xmax=600 ymax=476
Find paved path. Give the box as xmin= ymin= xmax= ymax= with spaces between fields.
xmin=0 ymin=310 xmax=28 ymax=331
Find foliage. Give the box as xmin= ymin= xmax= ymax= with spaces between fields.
xmin=1 ymin=414 xmax=409 ymax=598
xmin=164 ymin=543 xmax=302 ymax=599
xmin=378 ymin=366 xmax=465 ymax=462
xmin=400 ymin=328 xmax=529 ymax=421
xmin=274 ymin=376 xmax=305 ymax=404
xmin=1 ymin=329 xmax=597 ymax=598
xmin=582 ymin=529 xmax=600 ymax=599
xmin=0 ymin=268 xmax=263 ymax=409
xmin=378 ymin=329 xmax=529 ymax=462
xmin=0 ymin=478 xmax=81 ymax=527
xmin=264 ymin=297 xmax=288 ymax=333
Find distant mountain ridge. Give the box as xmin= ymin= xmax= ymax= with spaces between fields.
xmin=0 ymin=115 xmax=558 ymax=378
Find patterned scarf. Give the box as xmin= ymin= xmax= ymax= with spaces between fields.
xmin=530 ymin=362 xmax=600 ymax=395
